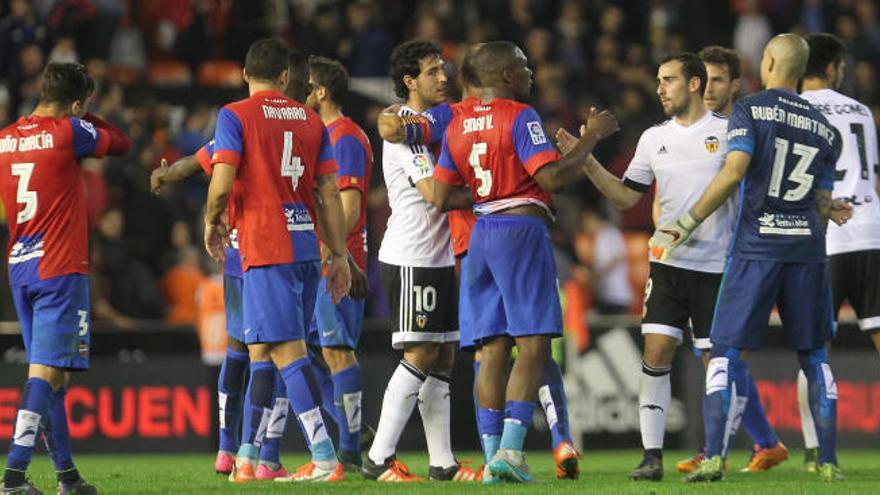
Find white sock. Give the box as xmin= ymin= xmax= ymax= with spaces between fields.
xmin=418 ymin=374 xmax=456 ymax=469
xmin=639 ymin=364 xmax=671 ymax=450
xmin=368 ymin=361 xmax=424 ymax=464
xmin=798 ymin=369 xmax=819 ymax=449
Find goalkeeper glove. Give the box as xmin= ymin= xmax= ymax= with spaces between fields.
xmin=649 ymin=211 xmax=702 ymax=261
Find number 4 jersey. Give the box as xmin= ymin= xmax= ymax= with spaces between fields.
xmin=726 ymin=88 xmax=841 ymax=263
xmin=801 ymin=88 xmax=880 ymax=256
xmin=0 ymin=115 xmax=117 ymax=286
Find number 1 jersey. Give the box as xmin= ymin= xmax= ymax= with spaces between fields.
xmin=726 ymin=88 xmax=841 ymax=262
xmin=0 ymin=115 xmax=113 ymax=286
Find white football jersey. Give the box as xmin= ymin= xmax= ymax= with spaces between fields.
xmin=801 ymin=89 xmax=880 ymax=255
xmin=378 ymin=106 xmax=454 ymax=268
xmin=624 ymin=111 xmax=734 ymax=273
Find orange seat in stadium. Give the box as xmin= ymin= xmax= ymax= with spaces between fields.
xmin=198 ymin=61 xmax=243 ymax=87
xmin=624 ymin=230 xmax=650 ymax=314
xmin=148 ymin=61 xmax=192 ymax=86
xmin=107 ymin=65 xmax=142 ymax=85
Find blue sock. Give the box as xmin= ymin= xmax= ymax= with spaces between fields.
xmin=218 ymin=348 xmax=248 ymax=453
xmin=240 ymin=361 xmax=274 ymax=453
xmin=477 ymin=407 xmax=503 ymax=463
xmin=332 ymin=363 xmax=362 ymax=453
xmin=739 ymin=362 xmax=777 ymax=449
xmin=281 ymin=357 xmax=336 ymax=462
xmin=799 ymin=348 xmax=838 ymax=465
xmin=309 ymin=350 xmax=340 ymax=428
xmin=6 ymin=378 xmax=53 ymax=472
xmin=541 ymin=360 xmax=572 ymax=449
xmin=44 ymin=387 xmax=74 ymax=472
xmin=259 ymin=371 xmax=287 ymax=465
xmin=704 ymin=347 xmax=739 ymax=458
xmin=499 ymin=401 xmax=536 ymax=452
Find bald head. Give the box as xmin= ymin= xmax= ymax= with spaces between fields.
xmin=764 ymin=34 xmax=810 ymax=81
xmin=473 ymin=41 xmax=532 ymax=100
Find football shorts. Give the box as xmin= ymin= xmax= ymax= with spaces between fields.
xmin=223 ymin=274 xmax=244 ymax=343
xmin=830 ymin=249 xmax=880 ymax=331
xmin=641 ymin=262 xmax=722 ymax=350
xmin=309 ymin=277 xmax=365 ymax=349
xmin=12 ymin=273 xmax=91 ymax=371
xmin=380 ymin=262 xmax=459 ymax=349
xmin=242 ymin=261 xmax=320 ymax=344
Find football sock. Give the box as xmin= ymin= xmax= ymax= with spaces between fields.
xmin=797 ymin=369 xmax=819 ymax=449
xmin=477 ymin=408 xmax=503 ymax=463
xmin=309 ymin=353 xmax=341 ymax=428
xmin=540 ymin=359 xmax=573 ymax=449
xmin=723 ymin=360 xmax=751 ymax=458
xmin=259 ymin=371 xmax=288 ymax=465
xmin=332 ymin=363 xmax=362 ymax=453
xmin=281 ymin=357 xmax=336 ymax=464
xmin=242 ymin=361 xmax=274 ymax=452
xmin=704 ymin=347 xmax=747 ymax=459
xmin=740 ymin=363 xmax=777 ymax=449
xmin=368 ymin=360 xmax=424 ymax=464
xmin=217 ymin=347 xmax=248 ymax=454
xmin=798 ymin=348 xmax=837 ymax=465
xmin=419 ymin=373 xmax=455 ymax=469
xmin=44 ymin=387 xmax=74 ymax=472
xmin=4 ymin=378 xmax=53 ymax=487
xmin=499 ymin=401 xmax=536 ymax=453
xmin=639 ymin=362 xmax=671 ymax=451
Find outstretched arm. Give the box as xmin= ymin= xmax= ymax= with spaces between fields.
xmin=151 ymin=156 xmax=203 ymax=193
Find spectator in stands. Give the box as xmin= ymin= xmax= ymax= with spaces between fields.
xmin=574 ymin=209 xmax=634 ymax=315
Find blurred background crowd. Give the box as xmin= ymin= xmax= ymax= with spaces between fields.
xmin=0 ymin=0 xmax=877 ymax=332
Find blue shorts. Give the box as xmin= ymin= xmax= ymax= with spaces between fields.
xmin=242 ymin=261 xmax=320 ymax=344
xmin=12 ymin=274 xmax=91 ymax=371
xmin=309 ymin=277 xmax=365 ymax=349
xmin=223 ymin=274 xmax=244 ymax=343
xmin=711 ymin=257 xmax=834 ymax=351
xmin=461 ymin=215 xmax=562 ymax=346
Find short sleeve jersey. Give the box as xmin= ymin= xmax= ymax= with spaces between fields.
xmin=211 ymin=90 xmax=337 ymax=270
xmin=726 ymin=89 xmax=841 ymax=262
xmin=622 ymin=112 xmax=734 ymax=273
xmin=801 ymin=88 xmax=880 ymax=256
xmin=327 ymin=116 xmax=372 ymax=271
xmin=196 ymin=140 xmax=242 ymax=277
xmin=434 ymin=98 xmax=561 ymax=217
xmin=0 ymin=115 xmax=113 ymax=286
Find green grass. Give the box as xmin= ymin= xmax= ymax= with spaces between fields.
xmin=4 ymin=450 xmax=880 ymax=494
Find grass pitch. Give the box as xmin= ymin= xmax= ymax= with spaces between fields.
xmin=4 ymin=449 xmax=880 ymax=494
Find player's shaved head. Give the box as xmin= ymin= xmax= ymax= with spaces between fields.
xmin=473 ymin=41 xmax=521 ymax=86
xmin=460 ymin=43 xmax=484 ymax=89
xmin=764 ymin=34 xmax=810 ymax=80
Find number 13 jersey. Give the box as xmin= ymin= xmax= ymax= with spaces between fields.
xmin=801 ymin=88 xmax=880 ymax=256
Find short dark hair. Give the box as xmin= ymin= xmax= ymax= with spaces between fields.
xmin=804 ymin=33 xmax=846 ymax=80
xmin=40 ymin=62 xmax=94 ymax=106
xmin=309 ymin=55 xmax=349 ymax=103
xmin=460 ymin=43 xmax=482 ymax=88
xmin=390 ymin=40 xmax=442 ymax=98
xmin=699 ymin=45 xmax=741 ymax=80
xmin=244 ymin=38 xmax=289 ymax=81
xmin=286 ymin=49 xmax=310 ymax=102
xmin=661 ymin=52 xmax=707 ymax=94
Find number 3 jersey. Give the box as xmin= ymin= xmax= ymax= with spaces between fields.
xmin=0 ymin=115 xmax=113 ymax=286
xmin=211 ymin=90 xmax=337 ymax=270
xmin=801 ymin=88 xmax=880 ymax=256
xmin=434 ymin=98 xmax=560 ymax=217
xmin=726 ymin=88 xmax=841 ymax=263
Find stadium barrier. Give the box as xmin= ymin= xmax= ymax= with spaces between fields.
xmin=1 ymin=318 xmax=877 ymax=453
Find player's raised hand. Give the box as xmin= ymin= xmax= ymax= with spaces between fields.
xmin=151 ymin=158 xmax=169 ymax=194
xmin=829 ymin=198 xmax=854 ymax=226
xmin=555 ymin=126 xmax=584 ymax=155
xmin=648 ymin=212 xmax=702 ymax=260
xmin=204 ymin=221 xmax=229 ymax=262
xmin=584 ymin=107 xmax=620 ymax=141
xmin=326 ymin=254 xmax=352 ymax=304
xmin=348 ymin=257 xmax=368 ymax=300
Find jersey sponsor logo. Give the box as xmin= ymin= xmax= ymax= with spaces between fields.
xmin=704 ymin=136 xmax=720 ymax=153
xmin=728 ymin=128 xmax=748 ymax=140
xmin=758 ymin=212 xmax=811 ymax=235
xmin=527 ymin=121 xmax=547 ymax=145
xmin=79 ymin=119 xmax=97 ymax=139
xmin=283 ymin=203 xmax=315 ymax=232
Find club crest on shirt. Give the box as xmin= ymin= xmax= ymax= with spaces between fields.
xmin=413 ymin=153 xmax=430 ymax=171
xmin=704 ymin=136 xmax=720 ymax=153
xmin=416 ymin=313 xmax=428 ymax=329
xmin=527 ymin=121 xmax=547 ymax=145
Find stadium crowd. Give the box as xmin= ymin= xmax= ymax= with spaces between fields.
xmin=1 ymin=0 xmax=879 ymax=327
